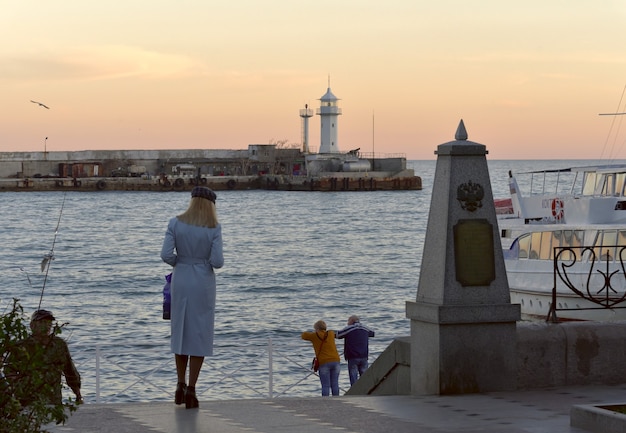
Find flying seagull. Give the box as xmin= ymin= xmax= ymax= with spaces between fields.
xmin=30 ymin=100 xmax=50 ymax=109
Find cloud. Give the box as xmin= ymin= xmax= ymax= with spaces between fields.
xmin=0 ymin=45 xmax=207 ymax=82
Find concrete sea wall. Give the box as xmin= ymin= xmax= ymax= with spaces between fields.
xmin=349 ymin=320 xmax=626 ymax=395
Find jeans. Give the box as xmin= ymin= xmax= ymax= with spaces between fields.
xmin=348 ymin=357 xmax=368 ymax=386
xmin=318 ymin=361 xmax=340 ymax=396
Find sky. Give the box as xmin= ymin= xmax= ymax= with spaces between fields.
xmin=3 ymin=1 xmax=626 ymax=160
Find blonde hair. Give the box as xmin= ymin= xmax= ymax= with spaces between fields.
xmin=177 ymin=197 xmax=219 ymax=228
xmin=314 ymin=320 xmax=327 ymax=331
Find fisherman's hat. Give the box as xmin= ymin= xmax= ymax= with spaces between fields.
xmin=31 ymin=309 xmax=55 ymax=322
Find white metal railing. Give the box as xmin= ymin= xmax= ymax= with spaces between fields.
xmin=67 ymin=337 xmax=378 ymax=404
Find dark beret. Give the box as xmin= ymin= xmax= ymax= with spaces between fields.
xmin=191 ymin=186 xmax=216 ymax=203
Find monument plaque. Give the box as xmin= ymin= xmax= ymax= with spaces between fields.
xmin=453 ymin=218 xmax=495 ymax=286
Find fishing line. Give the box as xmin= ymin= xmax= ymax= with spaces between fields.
xmin=20 ymin=267 xmax=33 ymax=290
xmin=38 ymin=192 xmax=67 ymax=309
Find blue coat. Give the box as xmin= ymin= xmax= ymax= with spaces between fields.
xmin=336 ymin=322 xmax=375 ymax=360
xmin=161 ymin=218 xmax=224 ymax=356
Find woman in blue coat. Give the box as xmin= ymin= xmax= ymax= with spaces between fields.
xmin=161 ymin=186 xmax=224 ymax=409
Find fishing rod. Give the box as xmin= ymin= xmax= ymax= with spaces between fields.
xmin=38 ymin=192 xmax=67 ymax=309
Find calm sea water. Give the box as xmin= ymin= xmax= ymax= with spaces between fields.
xmin=0 ymin=159 xmax=617 ymax=402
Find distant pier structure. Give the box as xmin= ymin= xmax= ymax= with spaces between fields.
xmin=0 ymin=84 xmax=422 ymax=192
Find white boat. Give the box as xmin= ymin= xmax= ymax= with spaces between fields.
xmin=498 ymin=165 xmax=626 ymax=321
xmin=503 ymin=164 xmax=626 ymax=224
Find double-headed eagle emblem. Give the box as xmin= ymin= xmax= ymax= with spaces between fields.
xmin=457 ymin=180 xmax=484 ymax=212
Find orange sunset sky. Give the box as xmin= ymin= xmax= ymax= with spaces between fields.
xmin=2 ymin=1 xmax=626 ymax=160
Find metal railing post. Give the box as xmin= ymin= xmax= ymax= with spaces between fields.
xmin=268 ymin=337 xmax=273 ymax=399
xmin=96 ymin=345 xmax=101 ymax=403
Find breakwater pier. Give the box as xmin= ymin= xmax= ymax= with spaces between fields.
xmin=0 ymin=147 xmax=421 ymax=192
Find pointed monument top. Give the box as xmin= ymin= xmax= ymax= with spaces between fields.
xmin=435 ymin=120 xmax=487 ymax=156
xmin=455 ymin=119 xmax=468 ymax=141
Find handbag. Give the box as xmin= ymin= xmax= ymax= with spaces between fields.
xmin=162 ymin=273 xmax=172 ymax=320
xmin=312 ymin=357 xmax=320 ymax=372
xmin=311 ymin=331 xmax=327 ymax=372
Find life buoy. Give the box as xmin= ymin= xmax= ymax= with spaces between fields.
xmin=226 ymin=179 xmax=236 ymax=189
xmin=201 ymin=177 xmax=208 ymax=185
xmin=174 ymin=178 xmax=184 ymax=187
xmin=551 ymin=198 xmax=564 ymax=220
xmin=96 ymin=180 xmax=106 ymax=190
xmin=163 ymin=180 xmax=171 ymax=187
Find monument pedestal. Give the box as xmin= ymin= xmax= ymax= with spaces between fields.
xmin=407 ymin=302 xmax=519 ymax=394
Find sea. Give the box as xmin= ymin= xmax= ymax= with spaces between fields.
xmin=0 ymin=159 xmax=620 ymax=403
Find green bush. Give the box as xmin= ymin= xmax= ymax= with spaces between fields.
xmin=0 ymin=299 xmax=79 ymax=433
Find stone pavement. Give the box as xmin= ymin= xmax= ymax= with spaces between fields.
xmin=45 ymin=384 xmax=626 ymax=433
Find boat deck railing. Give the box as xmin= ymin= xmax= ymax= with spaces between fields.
xmin=548 ymin=245 xmax=626 ymax=322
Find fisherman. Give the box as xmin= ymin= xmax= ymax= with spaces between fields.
xmin=5 ymin=309 xmax=82 ymax=406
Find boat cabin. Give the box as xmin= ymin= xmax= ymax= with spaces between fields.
xmin=507 ymin=227 xmax=626 ymax=262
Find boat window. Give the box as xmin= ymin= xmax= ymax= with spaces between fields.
xmin=619 ymin=231 xmax=626 ymax=261
xmin=601 ymin=174 xmax=615 ymax=196
xmin=599 ymin=230 xmax=618 ymax=261
xmin=581 ymin=230 xmax=599 ymax=262
xmin=529 ymin=232 xmax=542 ymax=259
xmin=582 ymin=172 xmax=597 ymax=196
xmin=561 ymin=230 xmax=573 ymax=246
xmin=617 ymin=174 xmax=626 ymax=197
xmin=572 ymin=230 xmax=584 ymax=248
xmin=582 ymin=230 xmax=597 ymax=247
xmin=551 ymin=230 xmax=571 ymax=260
xmin=557 ymin=230 xmax=583 ymax=261
xmin=539 ymin=232 xmax=552 ymax=260
xmin=517 ymin=234 xmax=530 ymax=259
xmin=571 ymin=171 xmax=584 ymax=195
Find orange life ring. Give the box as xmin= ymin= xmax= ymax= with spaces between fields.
xmin=551 ymin=198 xmax=564 ymax=220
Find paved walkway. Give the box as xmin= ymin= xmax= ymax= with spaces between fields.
xmin=46 ymin=384 xmax=626 ymax=433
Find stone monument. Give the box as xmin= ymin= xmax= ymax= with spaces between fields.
xmin=406 ymin=120 xmax=520 ymax=395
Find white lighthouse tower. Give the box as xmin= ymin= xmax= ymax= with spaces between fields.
xmin=317 ymin=85 xmax=342 ymax=154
